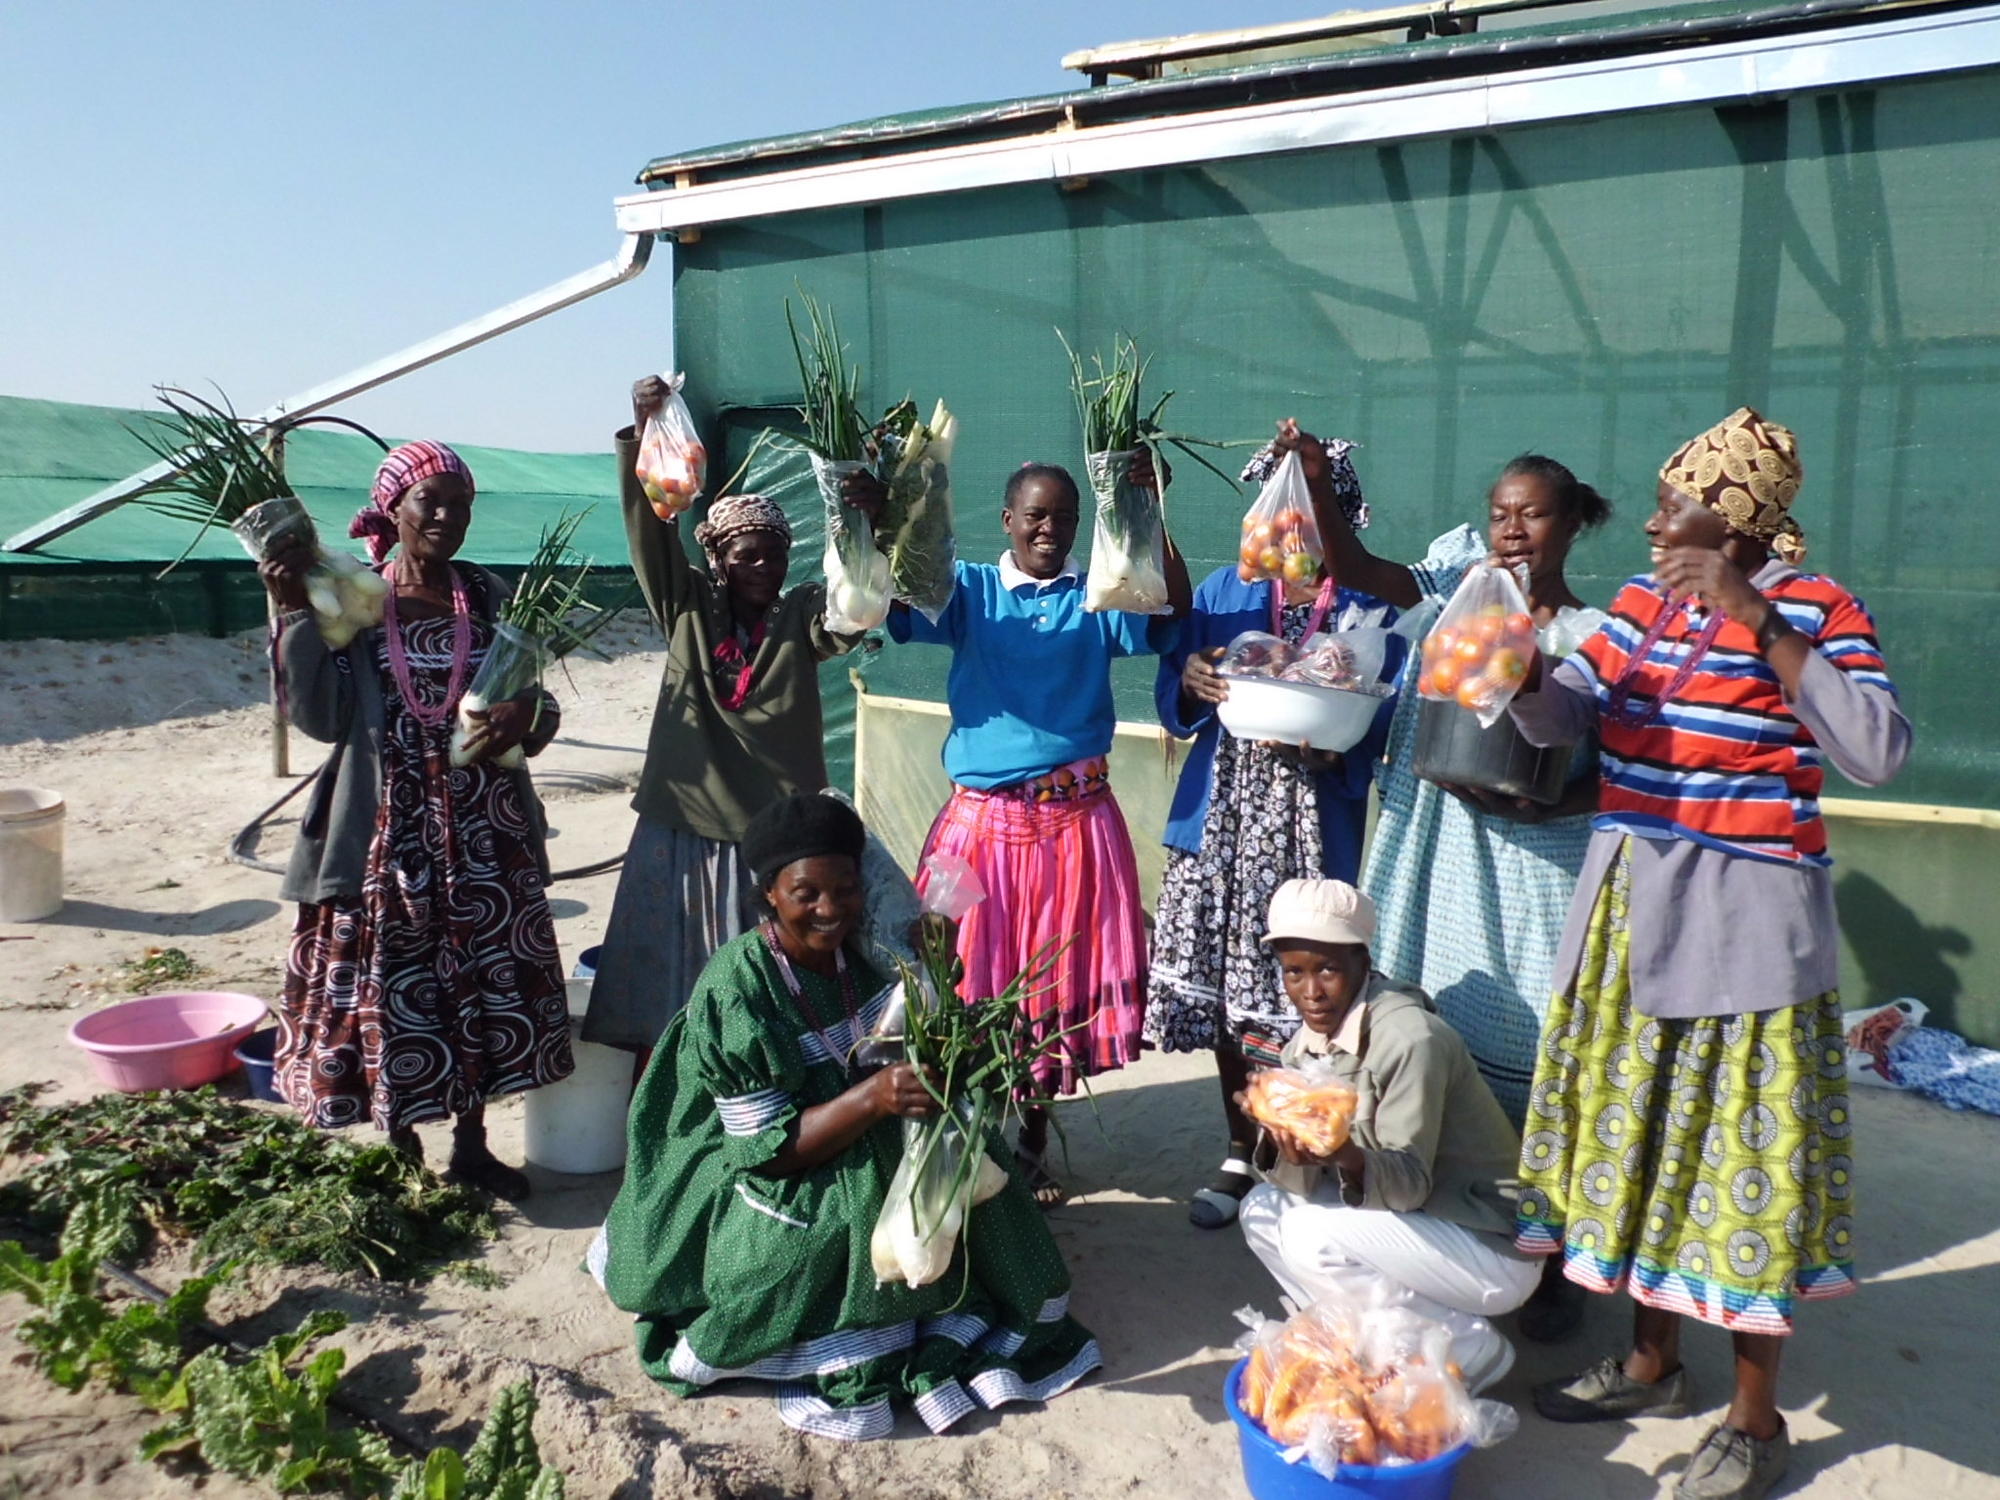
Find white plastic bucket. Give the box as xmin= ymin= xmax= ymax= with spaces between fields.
xmin=524 ymin=972 xmax=633 ymax=1174
xmin=0 ymin=788 xmax=65 ymax=922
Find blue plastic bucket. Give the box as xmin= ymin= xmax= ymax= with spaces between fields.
xmin=1224 ymin=1358 xmax=1470 ymax=1500
xmin=232 ymin=1027 xmax=281 ymax=1103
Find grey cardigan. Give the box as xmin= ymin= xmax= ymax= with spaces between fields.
xmin=274 ymin=564 xmax=554 ymax=905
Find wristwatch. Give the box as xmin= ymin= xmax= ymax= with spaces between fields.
xmin=1754 ymin=606 xmax=1791 ymax=653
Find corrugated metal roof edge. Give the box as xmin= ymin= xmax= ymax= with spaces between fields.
xmin=635 ymin=0 xmax=1977 ymax=186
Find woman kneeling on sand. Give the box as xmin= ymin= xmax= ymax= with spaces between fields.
xmin=591 ymin=793 xmax=1099 ymax=1440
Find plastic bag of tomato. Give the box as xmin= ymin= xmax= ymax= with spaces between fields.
xmin=1236 ymin=450 xmax=1326 ymax=588
xmin=1416 ymin=565 xmax=1537 ymax=728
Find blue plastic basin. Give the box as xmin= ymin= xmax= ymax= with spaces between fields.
xmin=1224 ymin=1358 xmax=1470 ymax=1500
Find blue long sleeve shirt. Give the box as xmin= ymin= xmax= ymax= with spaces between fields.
xmin=1156 ymin=566 xmax=1402 ymax=878
xmin=889 ymin=557 xmax=1177 ymax=789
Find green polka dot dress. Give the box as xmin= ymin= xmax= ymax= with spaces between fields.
xmin=599 ymin=932 xmax=1100 ymax=1439
xmin=1514 ymin=843 xmax=1855 ymax=1334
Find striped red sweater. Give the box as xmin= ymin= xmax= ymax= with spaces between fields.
xmin=1568 ymin=568 xmax=1896 ymax=866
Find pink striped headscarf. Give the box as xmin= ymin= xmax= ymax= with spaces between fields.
xmin=350 ymin=440 xmax=476 ymax=563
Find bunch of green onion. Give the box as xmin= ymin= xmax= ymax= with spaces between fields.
xmin=449 ymin=509 xmax=629 ymax=769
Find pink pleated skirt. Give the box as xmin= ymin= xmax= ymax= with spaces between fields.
xmin=916 ymin=760 xmax=1147 ymax=1097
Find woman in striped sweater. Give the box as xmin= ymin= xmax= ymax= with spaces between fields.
xmin=1504 ymin=410 xmax=1909 ymax=1500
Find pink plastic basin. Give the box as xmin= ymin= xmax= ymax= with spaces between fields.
xmin=68 ymin=991 xmax=269 ymax=1093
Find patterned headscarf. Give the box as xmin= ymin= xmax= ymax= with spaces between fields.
xmin=693 ymin=493 xmax=791 ymax=567
xmin=350 ymin=440 xmax=475 ymax=564
xmin=1660 ymin=408 xmax=1806 ymax=564
xmin=1242 ymin=436 xmax=1369 ymax=530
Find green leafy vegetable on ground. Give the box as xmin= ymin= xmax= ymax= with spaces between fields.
xmin=0 ymin=1192 xmax=217 ymax=1402
xmin=143 ymin=1309 xmax=402 ymax=1497
xmin=0 ymin=1084 xmax=495 ymax=1280
xmin=118 ymin=945 xmax=204 ymax=993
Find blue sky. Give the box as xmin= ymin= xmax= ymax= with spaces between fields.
xmin=0 ymin=1 xmax=1321 ymax=454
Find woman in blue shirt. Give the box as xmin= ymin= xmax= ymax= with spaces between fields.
xmin=860 ymin=457 xmax=1188 ymax=1202
xmin=1146 ymin=434 xmax=1402 ymax=1229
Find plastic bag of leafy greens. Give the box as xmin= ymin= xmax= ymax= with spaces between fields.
xmin=811 ymin=453 xmax=893 ymax=634
xmin=232 ymin=496 xmax=388 ymax=649
xmin=450 ymin=621 xmax=547 ymax=770
xmin=869 ymin=1101 xmax=1009 ymax=1287
xmin=876 ymin=399 xmax=960 ymax=621
xmin=1083 ymin=447 xmax=1170 ymax=615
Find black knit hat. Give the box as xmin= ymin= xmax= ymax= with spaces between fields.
xmin=741 ymin=793 xmax=867 ymax=889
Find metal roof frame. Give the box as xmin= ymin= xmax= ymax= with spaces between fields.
xmin=614 ymin=2 xmax=2000 ymax=239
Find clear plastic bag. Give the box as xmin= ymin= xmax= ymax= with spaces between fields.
xmin=634 ymin=372 xmax=707 ymax=520
xmin=1218 ymin=631 xmax=1301 ymax=680
xmin=869 ymin=1102 xmax=1008 ymax=1288
xmin=1234 ymin=1296 xmax=1518 ymax=1478
xmin=1416 ymin=565 xmax=1539 ymax=728
xmin=876 ymin=399 xmax=959 ymax=621
xmin=1083 ymin=447 xmax=1170 ymax=615
xmin=231 ymin=495 xmax=387 ymax=649
xmin=1242 ymin=1058 xmax=1359 ymax=1157
xmin=811 ymin=454 xmax=893 ymax=634
xmin=450 ymin=621 xmax=546 ymax=770
xmin=1237 ymin=449 xmax=1325 ymax=587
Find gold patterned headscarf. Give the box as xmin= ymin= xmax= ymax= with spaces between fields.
xmin=1660 ymin=407 xmax=1806 ymax=564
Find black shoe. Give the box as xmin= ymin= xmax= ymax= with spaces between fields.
xmin=1533 ymin=1355 xmax=1692 ymax=1423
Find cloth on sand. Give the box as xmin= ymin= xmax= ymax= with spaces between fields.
xmin=596 ymin=932 xmax=1099 ymax=1440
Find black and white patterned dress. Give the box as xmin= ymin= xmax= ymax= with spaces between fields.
xmin=275 ymin=613 xmax=573 ymax=1130
xmin=1145 ymin=599 xmax=1326 ymax=1065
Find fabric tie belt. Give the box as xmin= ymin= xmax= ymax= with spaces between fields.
xmin=957 ymin=756 xmax=1112 ymax=806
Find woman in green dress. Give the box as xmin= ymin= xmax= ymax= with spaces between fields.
xmin=593 ymin=793 xmax=1100 ymax=1440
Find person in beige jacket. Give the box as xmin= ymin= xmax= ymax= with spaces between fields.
xmin=1238 ymin=879 xmax=1537 ymax=1391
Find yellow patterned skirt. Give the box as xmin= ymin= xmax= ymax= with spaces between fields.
xmin=1514 ymin=842 xmax=1856 ymax=1334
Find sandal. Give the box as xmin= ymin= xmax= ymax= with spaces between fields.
xmin=1189 ymin=1158 xmax=1256 ymax=1230
xmin=1013 ymin=1149 xmax=1069 ymax=1209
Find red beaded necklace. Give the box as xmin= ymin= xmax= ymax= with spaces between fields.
xmin=760 ymin=920 xmax=859 ymax=1070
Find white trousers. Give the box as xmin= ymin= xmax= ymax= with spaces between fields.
xmin=1239 ymin=1182 xmax=1538 ymax=1393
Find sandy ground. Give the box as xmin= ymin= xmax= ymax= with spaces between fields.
xmin=2 ymin=623 xmax=1998 ymax=1500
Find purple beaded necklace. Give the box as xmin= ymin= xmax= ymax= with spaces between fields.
xmin=1606 ymin=591 xmax=1727 ymax=728
xmin=380 ymin=563 xmax=472 ymax=728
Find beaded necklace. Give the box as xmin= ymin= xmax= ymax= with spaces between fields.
xmin=1607 ymin=592 xmax=1727 ymax=728
xmin=381 ymin=563 xmax=472 ymax=728
xmin=760 ymin=920 xmax=860 ymax=1071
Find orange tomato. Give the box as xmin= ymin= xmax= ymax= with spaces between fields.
xmin=1428 ymin=659 xmax=1462 ymax=695
xmin=1470 ymin=616 xmax=1506 ymax=645
xmin=1282 ymin=552 xmax=1320 ymax=585
xmin=1452 ymin=636 xmax=1485 ymax=665
xmin=1456 ymin=679 xmax=1488 ymax=709
xmin=1485 ymin=648 xmax=1527 ymax=685
xmin=1504 ymin=611 xmax=1535 ymax=639
xmin=1240 ymin=540 xmax=1262 ymax=568
xmin=1258 ymin=547 xmax=1284 ymax=574
xmin=1247 ymin=520 xmax=1276 ymax=547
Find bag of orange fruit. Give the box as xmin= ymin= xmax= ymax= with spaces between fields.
xmin=1236 ymin=449 xmax=1326 ymax=588
xmin=1415 ymin=564 xmax=1537 ymax=728
xmin=635 ymin=372 xmax=708 ymax=521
